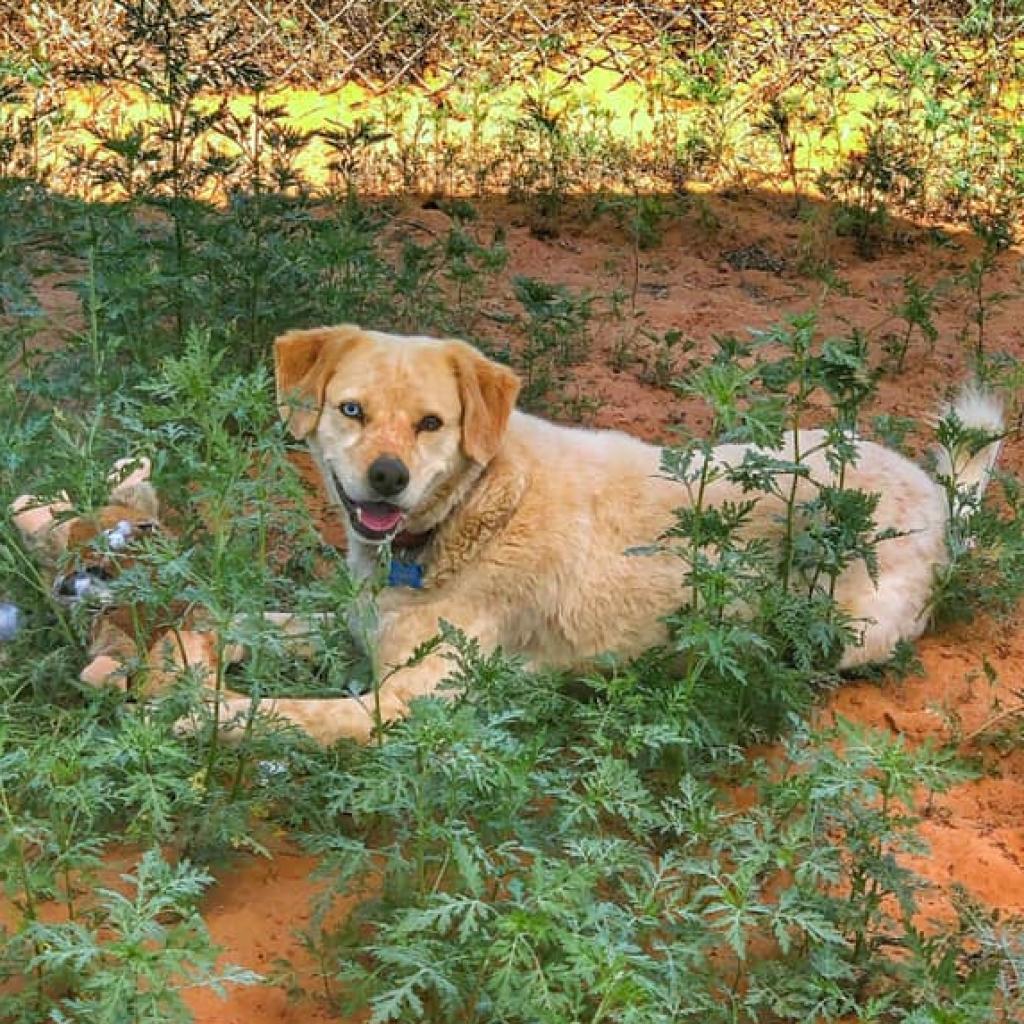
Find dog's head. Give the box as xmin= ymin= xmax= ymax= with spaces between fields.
xmin=274 ymin=325 xmax=520 ymax=544
xmin=12 ymin=458 xmax=164 ymax=607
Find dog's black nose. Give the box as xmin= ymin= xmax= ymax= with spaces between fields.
xmin=367 ymin=455 xmax=409 ymax=497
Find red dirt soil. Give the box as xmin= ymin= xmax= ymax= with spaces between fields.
xmin=184 ymin=843 xmax=342 ymax=1023
xmin=23 ymin=192 xmax=1024 ymax=1019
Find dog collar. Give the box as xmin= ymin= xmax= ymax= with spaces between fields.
xmin=391 ymin=528 xmax=432 ymax=551
xmin=386 ymin=529 xmax=433 ymax=589
xmin=387 ymin=559 xmax=424 ymax=589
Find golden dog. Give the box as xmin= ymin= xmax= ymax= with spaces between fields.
xmin=209 ymin=324 xmax=1003 ymax=745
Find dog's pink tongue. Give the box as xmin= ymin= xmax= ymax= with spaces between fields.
xmin=359 ymin=505 xmax=403 ymax=532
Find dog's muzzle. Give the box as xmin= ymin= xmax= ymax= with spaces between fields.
xmin=329 ymin=469 xmax=408 ymax=544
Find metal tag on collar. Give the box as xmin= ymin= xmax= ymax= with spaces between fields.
xmin=387 ymin=559 xmax=424 ymax=589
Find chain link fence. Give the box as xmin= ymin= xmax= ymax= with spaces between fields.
xmin=1 ymin=1 xmax=1021 ymax=216
xmin=3 ymin=1 xmax=1019 ymax=96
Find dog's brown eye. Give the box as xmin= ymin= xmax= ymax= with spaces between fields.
xmin=417 ymin=414 xmax=443 ymax=433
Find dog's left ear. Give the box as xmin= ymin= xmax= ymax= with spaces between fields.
xmin=448 ymin=340 xmax=521 ymax=465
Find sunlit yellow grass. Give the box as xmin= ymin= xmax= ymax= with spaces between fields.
xmin=27 ymin=28 xmax=1024 ymax=204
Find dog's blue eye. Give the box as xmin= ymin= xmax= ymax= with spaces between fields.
xmin=417 ymin=414 xmax=443 ymax=432
xmin=340 ymin=401 xmax=363 ymax=420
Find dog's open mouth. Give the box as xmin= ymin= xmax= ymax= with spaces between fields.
xmin=336 ymin=483 xmax=406 ymax=543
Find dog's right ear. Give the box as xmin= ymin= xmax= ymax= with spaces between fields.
xmin=274 ymin=325 xmax=364 ymax=439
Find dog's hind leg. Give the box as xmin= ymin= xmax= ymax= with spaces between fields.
xmin=835 ymin=556 xmax=936 ymax=670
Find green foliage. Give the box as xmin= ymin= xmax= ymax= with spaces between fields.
xmin=509 ymin=90 xmax=570 ymax=224
xmin=3 ymin=222 xmax=1023 ymax=1020
xmin=819 ymin=104 xmax=924 ymax=257
xmin=883 ymin=275 xmax=941 ymax=371
xmin=512 ymin=276 xmax=594 ymax=406
xmin=596 ymin=192 xmax=680 ymax=253
xmin=871 ymin=414 xmax=918 ymax=454
xmin=958 ymin=213 xmax=1016 ymax=366
xmin=1 ymin=9 xmax=1023 ymax=1021
xmin=3 ymin=848 xmax=259 ymax=1024
xmin=0 ymin=720 xmax=261 ymax=1021
xmin=3 ymin=1 xmax=1024 ymax=224
xmin=300 ymin=678 xmax=1005 ymax=1024
xmin=754 ymin=93 xmax=809 ymax=208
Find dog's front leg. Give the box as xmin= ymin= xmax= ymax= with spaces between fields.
xmin=204 ymin=590 xmax=499 ymax=746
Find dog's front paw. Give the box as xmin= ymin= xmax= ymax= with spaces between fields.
xmin=172 ymin=695 xmax=254 ymax=743
xmin=80 ymin=654 xmax=130 ymax=691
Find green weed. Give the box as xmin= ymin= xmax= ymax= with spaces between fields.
xmin=3 ymin=207 xmax=1023 ymax=1020
xmin=1 ymin=8 xmax=1024 ymax=1021
xmin=512 ymin=276 xmax=594 ymax=407
xmin=883 ymin=274 xmax=942 ymax=371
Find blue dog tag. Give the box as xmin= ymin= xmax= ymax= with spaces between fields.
xmin=388 ymin=560 xmax=424 ymax=589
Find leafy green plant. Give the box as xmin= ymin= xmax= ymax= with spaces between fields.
xmin=871 ymin=413 xmax=918 ymax=454
xmin=509 ymin=89 xmax=575 ymax=237
xmin=819 ymin=103 xmax=924 ymax=257
xmin=594 ymin=190 xmax=681 ymax=309
xmin=958 ymin=210 xmax=1016 ymax=365
xmin=2 ymin=843 xmax=259 ymax=1023
xmin=0 ymin=700 xmax=262 ymax=1022
xmin=0 ymin=57 xmax=64 ymax=184
xmin=755 ymin=93 xmax=811 ymax=209
xmin=437 ymin=209 xmax=509 ymax=336
xmin=670 ymin=47 xmax=747 ymax=187
xmin=320 ymin=117 xmax=392 ymax=198
xmin=72 ymin=0 xmax=266 ymax=342
xmin=599 ymin=191 xmax=677 ymax=253
xmin=883 ymin=274 xmax=941 ymax=371
xmin=637 ymin=327 xmax=690 ymax=389
xmin=659 ymin=315 xmax=878 ymax=736
xmin=294 ymin=669 xmax=1011 ymax=1024
xmin=512 ymin=276 xmax=594 ymax=407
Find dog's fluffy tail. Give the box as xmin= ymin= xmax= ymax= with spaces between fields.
xmin=933 ymin=383 xmax=1005 ymax=512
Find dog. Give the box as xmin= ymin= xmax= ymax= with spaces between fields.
xmin=10 ymin=458 xmax=204 ymax=692
xmin=11 ymin=458 xmax=323 ymax=696
xmin=205 ymin=324 xmax=1004 ymax=745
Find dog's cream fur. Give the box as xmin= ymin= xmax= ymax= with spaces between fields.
xmin=212 ymin=325 xmax=1003 ymax=745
